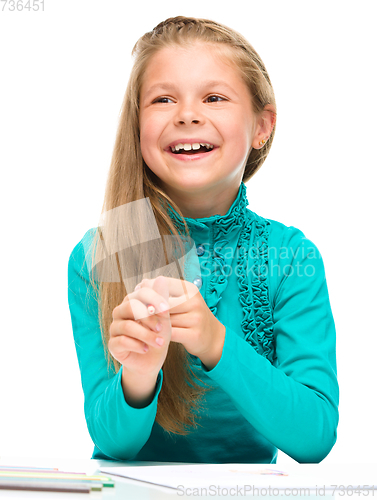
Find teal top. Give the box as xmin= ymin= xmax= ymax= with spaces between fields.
xmin=67 ymin=182 xmax=339 ymax=464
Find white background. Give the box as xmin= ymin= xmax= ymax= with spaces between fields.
xmin=0 ymin=0 xmax=376 ymax=466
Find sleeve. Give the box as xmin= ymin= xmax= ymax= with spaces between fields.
xmin=201 ymin=227 xmax=339 ymax=463
xmin=67 ymin=230 xmax=163 ymax=460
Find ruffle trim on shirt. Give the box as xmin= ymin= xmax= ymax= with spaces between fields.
xmin=197 ymin=185 xmax=248 ymax=316
xmin=207 ymin=183 xmax=249 ymax=315
xmin=166 ymin=182 xmax=248 ymax=235
xmin=237 ymin=213 xmax=275 ymax=363
xmin=205 ymin=237 xmax=229 ymax=316
xmin=167 ymin=183 xmax=275 ymax=363
xmin=167 ymin=184 xmax=248 ymax=316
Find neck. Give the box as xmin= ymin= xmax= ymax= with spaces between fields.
xmin=162 ymin=183 xmax=242 ymax=219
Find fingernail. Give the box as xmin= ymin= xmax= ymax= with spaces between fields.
xmin=159 ymin=302 xmax=169 ymax=312
xmin=147 ymin=305 xmax=155 ymax=315
xmin=143 ymin=344 xmax=149 ymax=352
xmin=155 ymin=322 xmax=162 ymax=332
xmin=155 ymin=337 xmax=164 ymax=346
xmin=134 ymin=284 xmax=141 ymax=291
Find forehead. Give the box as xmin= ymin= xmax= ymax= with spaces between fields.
xmin=140 ymin=42 xmax=247 ymax=93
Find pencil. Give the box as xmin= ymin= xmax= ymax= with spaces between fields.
xmin=0 ymin=471 xmax=112 ymax=483
xmin=0 ymin=480 xmax=92 ymax=493
xmin=0 ymin=466 xmax=59 ymax=472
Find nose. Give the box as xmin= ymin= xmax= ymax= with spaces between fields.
xmin=174 ymin=100 xmax=204 ymax=126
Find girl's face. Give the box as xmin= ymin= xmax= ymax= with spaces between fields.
xmin=139 ymin=42 xmax=261 ymax=207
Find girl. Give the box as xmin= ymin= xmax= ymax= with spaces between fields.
xmin=68 ymin=16 xmax=339 ymax=464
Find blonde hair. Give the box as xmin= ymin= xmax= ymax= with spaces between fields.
xmin=89 ymin=16 xmax=276 ymax=435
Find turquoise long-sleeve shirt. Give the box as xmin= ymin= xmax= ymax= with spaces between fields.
xmin=67 ymin=182 xmax=339 ymax=463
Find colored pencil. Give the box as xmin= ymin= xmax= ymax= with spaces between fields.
xmin=0 ymin=480 xmax=92 ymax=493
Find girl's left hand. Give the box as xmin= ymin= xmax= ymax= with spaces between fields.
xmin=135 ymin=277 xmax=226 ymax=370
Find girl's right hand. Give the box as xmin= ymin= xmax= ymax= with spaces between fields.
xmin=108 ymin=276 xmax=171 ymax=380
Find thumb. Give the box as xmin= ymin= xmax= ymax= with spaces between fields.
xmin=153 ymin=276 xmax=170 ymax=315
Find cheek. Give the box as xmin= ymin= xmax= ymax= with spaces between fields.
xmin=139 ymin=111 xmax=165 ymax=149
xmin=225 ymin=114 xmax=254 ymax=159
xmin=139 ymin=121 xmax=156 ymax=164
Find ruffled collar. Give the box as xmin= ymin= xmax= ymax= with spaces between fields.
xmin=167 ymin=182 xmax=249 ymax=233
xmin=167 ymin=181 xmax=276 ymax=364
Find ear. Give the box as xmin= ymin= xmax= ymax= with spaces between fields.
xmin=251 ymin=104 xmax=277 ymax=150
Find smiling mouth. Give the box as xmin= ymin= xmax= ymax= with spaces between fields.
xmin=170 ymin=143 xmax=215 ymax=155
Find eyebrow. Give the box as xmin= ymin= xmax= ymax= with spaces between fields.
xmin=142 ymin=80 xmax=236 ymax=100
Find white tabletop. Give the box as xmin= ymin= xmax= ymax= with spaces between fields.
xmin=1 ymin=457 xmax=376 ymax=499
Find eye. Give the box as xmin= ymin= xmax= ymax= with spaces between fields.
xmin=152 ymin=97 xmax=174 ymax=104
xmin=205 ymin=95 xmax=226 ymax=103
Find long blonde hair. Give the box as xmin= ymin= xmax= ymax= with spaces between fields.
xmin=89 ymin=16 xmax=276 ymax=435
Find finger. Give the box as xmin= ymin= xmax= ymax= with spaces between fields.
xmin=152 ymin=276 xmax=170 ymax=306
xmin=169 ymin=326 xmax=186 ymax=344
xmin=111 ymin=319 xmax=165 ymax=347
xmin=132 ymin=287 xmax=170 ymax=316
xmin=141 ymin=277 xmax=200 ymax=301
xmin=129 ymin=300 xmax=168 ymax=322
xmin=134 ymin=279 xmax=170 ymax=314
xmin=109 ymin=334 xmax=148 ymax=356
xmin=133 ymin=278 xmax=157 ymax=292
xmin=136 ymin=317 xmax=164 ymax=334
xmin=114 ymin=289 xmax=170 ymax=321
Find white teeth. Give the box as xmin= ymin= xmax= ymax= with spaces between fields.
xmin=170 ymin=142 xmax=214 ymax=152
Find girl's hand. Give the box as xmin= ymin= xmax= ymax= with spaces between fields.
xmin=109 ymin=276 xmax=171 ymax=380
xmin=137 ymin=277 xmax=226 ymax=370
